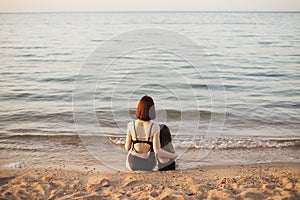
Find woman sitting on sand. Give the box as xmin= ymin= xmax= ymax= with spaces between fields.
xmin=157 ymin=124 xmax=176 ymax=171
xmin=125 ymin=95 xmax=178 ymax=171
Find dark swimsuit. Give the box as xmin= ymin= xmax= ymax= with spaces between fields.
xmin=128 ymin=121 xmax=156 ymax=171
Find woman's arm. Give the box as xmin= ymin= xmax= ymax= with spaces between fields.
xmin=124 ymin=124 xmax=132 ymax=151
xmin=153 ymin=129 xmax=178 ymax=159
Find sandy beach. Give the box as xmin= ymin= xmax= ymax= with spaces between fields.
xmin=1 ymin=10 xmax=300 ymax=200
xmin=0 ymin=162 xmax=299 ymax=199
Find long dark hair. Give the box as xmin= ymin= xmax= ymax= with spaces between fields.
xmin=159 ymin=124 xmax=172 ymax=148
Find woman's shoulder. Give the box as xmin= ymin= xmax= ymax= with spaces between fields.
xmin=127 ymin=120 xmax=159 ymax=130
xmin=151 ymin=123 xmax=160 ymax=133
xmin=127 ymin=120 xmax=135 ymax=124
xmin=127 ymin=121 xmax=135 ymax=129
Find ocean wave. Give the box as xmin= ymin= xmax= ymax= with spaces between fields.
xmin=97 ymin=109 xmax=224 ymax=121
xmin=1 ymin=134 xmax=299 ymax=150
xmin=107 ymin=136 xmax=300 ymax=150
xmin=1 ymin=109 xmax=299 ymax=131
xmin=0 ymin=111 xmax=75 ymax=123
xmin=1 ymin=134 xmax=81 ymax=144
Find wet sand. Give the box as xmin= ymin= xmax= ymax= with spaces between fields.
xmin=0 ymin=162 xmax=299 ymax=199
xmin=1 ymin=135 xmax=299 ymax=173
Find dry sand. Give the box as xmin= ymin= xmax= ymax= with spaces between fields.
xmin=0 ymin=162 xmax=299 ymax=200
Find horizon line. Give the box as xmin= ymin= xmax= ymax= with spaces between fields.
xmin=0 ymin=10 xmax=299 ymax=14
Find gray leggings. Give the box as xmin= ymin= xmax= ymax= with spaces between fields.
xmin=128 ymin=152 xmax=156 ymax=171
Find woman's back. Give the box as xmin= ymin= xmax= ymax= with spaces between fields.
xmin=129 ymin=120 xmax=159 ymax=153
xmin=130 ymin=120 xmax=153 ymax=153
xmin=126 ymin=120 xmax=159 ymax=171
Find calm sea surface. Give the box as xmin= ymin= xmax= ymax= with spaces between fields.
xmin=0 ymin=12 xmax=300 ymax=151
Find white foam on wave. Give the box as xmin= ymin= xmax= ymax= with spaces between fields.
xmin=107 ymin=135 xmax=300 ymax=150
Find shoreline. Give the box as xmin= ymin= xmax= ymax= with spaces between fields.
xmin=1 ymin=162 xmax=299 ymax=199
xmin=1 ymin=133 xmax=299 ymax=174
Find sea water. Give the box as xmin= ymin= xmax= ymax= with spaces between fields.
xmin=0 ymin=12 xmax=299 ymax=171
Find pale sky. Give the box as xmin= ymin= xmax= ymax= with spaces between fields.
xmin=1 ymin=0 xmax=300 ymax=12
